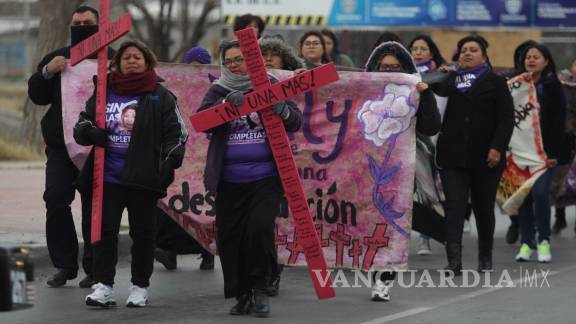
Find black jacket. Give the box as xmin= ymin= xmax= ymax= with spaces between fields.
xmin=198 ymin=84 xmax=302 ymax=192
xmin=433 ymin=69 xmax=514 ymax=170
xmin=27 ymin=46 xmax=116 ymax=148
xmin=536 ymin=75 xmax=568 ymax=164
xmin=74 ymin=82 xmax=188 ymax=197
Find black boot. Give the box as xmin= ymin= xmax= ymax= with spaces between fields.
xmin=552 ymin=210 xmax=567 ymax=234
xmin=79 ymin=274 xmax=96 ymax=288
xmin=268 ymin=264 xmax=283 ymax=297
xmin=154 ymin=248 xmax=177 ymax=270
xmin=252 ymin=289 xmax=270 ymax=318
xmin=505 ymin=216 xmax=519 ymax=244
xmin=478 ymin=254 xmax=492 ymax=272
xmin=199 ymin=251 xmax=214 ymax=270
xmin=47 ymin=269 xmax=77 ymax=288
xmin=443 ymin=243 xmax=462 ymax=275
xmin=478 ymin=237 xmax=493 ymax=272
xmin=229 ymin=292 xmax=253 ymax=315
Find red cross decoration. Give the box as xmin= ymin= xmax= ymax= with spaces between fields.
xmin=190 ymin=28 xmax=339 ymax=299
xmin=70 ymin=0 xmax=132 ymax=243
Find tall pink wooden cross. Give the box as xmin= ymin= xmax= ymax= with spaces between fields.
xmin=70 ymin=0 xmax=132 ymax=244
xmin=190 ymin=28 xmax=339 ymax=299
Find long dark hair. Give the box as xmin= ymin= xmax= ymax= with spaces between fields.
xmin=110 ymin=40 xmax=158 ymax=72
xmin=321 ymin=29 xmax=340 ymax=62
xmin=519 ymin=43 xmax=558 ymax=79
xmin=408 ymin=34 xmax=446 ymax=67
xmin=298 ymin=30 xmax=330 ymax=64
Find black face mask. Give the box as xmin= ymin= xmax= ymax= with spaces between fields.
xmin=70 ymin=25 xmax=99 ymax=47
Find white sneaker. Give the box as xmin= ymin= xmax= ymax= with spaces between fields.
xmin=417 ymin=237 xmax=432 ymax=255
xmin=371 ymin=279 xmax=391 ymax=302
xmin=537 ymin=240 xmax=552 ymax=263
xmin=515 ymin=243 xmax=534 ymax=262
xmin=126 ymin=285 xmax=148 ymax=307
xmin=86 ymin=283 xmax=116 ymax=307
xmin=463 ymin=220 xmax=471 ymax=233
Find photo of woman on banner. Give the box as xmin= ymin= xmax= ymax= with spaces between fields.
xmin=73 ymin=40 xmax=188 ymax=308
xmin=197 ymin=39 xmax=302 ymax=317
xmin=364 ymin=41 xmax=441 ymax=301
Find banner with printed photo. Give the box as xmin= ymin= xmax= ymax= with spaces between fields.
xmin=496 ymin=73 xmax=547 ymax=215
xmin=62 ymin=62 xmax=419 ymax=271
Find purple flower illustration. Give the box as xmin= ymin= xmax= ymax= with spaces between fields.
xmin=358 ymin=83 xmax=417 ymax=238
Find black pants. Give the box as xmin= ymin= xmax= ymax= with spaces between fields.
xmin=92 ymin=182 xmax=157 ymax=287
xmin=440 ymin=168 xmax=502 ymax=256
xmin=44 ymin=146 xmax=92 ymax=275
xmin=156 ymin=208 xmax=207 ymax=255
xmin=216 ymin=177 xmax=281 ymax=298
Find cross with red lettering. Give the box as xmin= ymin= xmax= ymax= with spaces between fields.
xmin=69 ymin=0 xmax=131 ymax=244
xmin=329 ymin=224 xmax=351 ymax=267
xmin=315 ymin=224 xmax=330 ymax=248
xmin=190 ymin=28 xmax=338 ymax=299
xmin=362 ymin=224 xmax=391 ymax=270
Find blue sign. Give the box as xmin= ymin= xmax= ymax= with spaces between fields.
xmin=534 ymin=0 xmax=576 ymax=27
xmin=326 ymin=0 xmax=573 ymax=27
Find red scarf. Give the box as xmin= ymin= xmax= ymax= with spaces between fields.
xmin=108 ymin=69 xmax=158 ymax=95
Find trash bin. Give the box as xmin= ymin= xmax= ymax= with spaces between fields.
xmin=0 ymin=246 xmax=34 ymax=311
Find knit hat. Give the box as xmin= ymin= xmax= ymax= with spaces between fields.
xmin=184 ymin=46 xmax=212 ymax=64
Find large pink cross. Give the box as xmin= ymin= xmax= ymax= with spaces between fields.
xmin=190 ymin=28 xmax=338 ymax=299
xmin=70 ymin=0 xmax=132 ymax=243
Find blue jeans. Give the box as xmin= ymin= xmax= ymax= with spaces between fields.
xmin=518 ymin=169 xmax=553 ymax=248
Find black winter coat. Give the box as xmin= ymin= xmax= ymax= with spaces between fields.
xmin=536 ymin=76 xmax=568 ymax=164
xmin=432 ymin=69 xmax=515 ymax=170
xmin=198 ymin=84 xmax=303 ymax=192
xmin=74 ymin=82 xmax=188 ymax=197
xmin=27 ymin=46 xmax=116 ymax=148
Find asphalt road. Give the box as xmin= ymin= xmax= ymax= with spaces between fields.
xmin=3 ymin=222 xmax=576 ymax=324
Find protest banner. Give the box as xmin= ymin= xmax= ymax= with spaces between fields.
xmin=496 ymin=73 xmax=547 ymax=215
xmin=61 ymin=62 xmax=418 ymax=275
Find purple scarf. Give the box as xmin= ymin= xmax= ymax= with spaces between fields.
xmin=416 ymin=60 xmax=436 ymax=74
xmin=455 ymin=63 xmax=489 ymax=92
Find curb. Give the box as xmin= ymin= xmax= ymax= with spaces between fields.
xmin=0 ymin=161 xmax=45 ymax=170
xmin=29 ymin=232 xmax=132 ymax=272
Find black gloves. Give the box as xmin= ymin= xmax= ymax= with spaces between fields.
xmin=272 ymin=101 xmax=290 ymax=120
xmin=225 ymin=90 xmax=245 ymax=106
xmin=86 ymin=127 xmax=109 ymax=147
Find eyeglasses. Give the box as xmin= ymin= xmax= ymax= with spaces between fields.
xmin=303 ymin=40 xmax=321 ymax=47
xmin=378 ymin=64 xmax=402 ymax=72
xmin=410 ymin=46 xmax=430 ymax=53
xmin=223 ymin=56 xmax=244 ymax=67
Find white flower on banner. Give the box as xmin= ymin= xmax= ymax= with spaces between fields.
xmin=357 ymin=84 xmax=416 ymax=146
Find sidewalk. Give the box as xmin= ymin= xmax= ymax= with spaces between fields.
xmin=0 ymin=161 xmax=129 ymax=268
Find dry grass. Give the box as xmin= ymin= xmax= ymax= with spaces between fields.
xmin=0 ymin=137 xmax=44 ymax=161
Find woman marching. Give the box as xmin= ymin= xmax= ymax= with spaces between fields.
xmin=74 ymin=40 xmax=188 ymax=307
xmin=198 ymin=40 xmax=302 ymax=317
xmin=515 ymin=44 xmax=567 ymax=263
xmin=432 ymin=35 xmax=514 ymax=273
xmin=364 ymin=41 xmax=441 ymax=301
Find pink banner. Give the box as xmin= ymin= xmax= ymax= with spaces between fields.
xmin=62 ymin=62 xmax=419 ymax=271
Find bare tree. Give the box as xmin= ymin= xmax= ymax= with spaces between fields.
xmin=122 ymin=0 xmax=219 ymax=62
xmin=21 ymin=0 xmax=84 ymax=150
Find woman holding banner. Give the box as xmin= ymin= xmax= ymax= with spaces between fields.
xmin=198 ymin=40 xmax=302 ymax=317
xmin=364 ymin=41 xmax=441 ymax=301
xmin=515 ymin=44 xmax=566 ymax=263
xmin=432 ymin=35 xmax=514 ymax=274
xmin=74 ymin=40 xmax=188 ymax=308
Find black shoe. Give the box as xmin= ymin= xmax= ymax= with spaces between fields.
xmin=505 ymin=223 xmax=519 ymax=244
xmin=229 ymin=292 xmax=253 ymax=315
xmin=252 ymin=289 xmax=270 ymax=318
xmin=79 ymin=274 xmax=97 ymax=288
xmin=199 ymin=252 xmax=214 ymax=270
xmin=478 ymin=255 xmax=493 ymax=272
xmin=267 ymin=274 xmax=281 ymax=297
xmin=154 ymin=248 xmax=177 ymax=270
xmin=47 ymin=269 xmax=77 ymax=288
xmin=552 ymin=217 xmax=567 ymax=235
xmin=444 ymin=243 xmax=462 ymax=276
